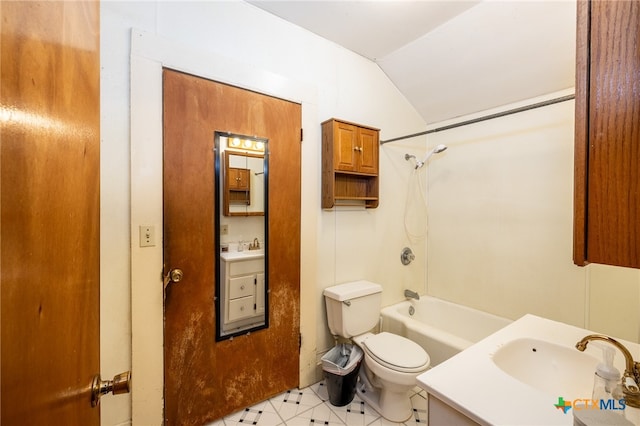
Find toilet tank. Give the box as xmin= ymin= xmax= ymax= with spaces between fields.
xmin=323 ymin=280 xmax=382 ymax=338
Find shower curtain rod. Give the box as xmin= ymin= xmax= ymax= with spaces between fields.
xmin=380 ymin=94 xmax=575 ymax=144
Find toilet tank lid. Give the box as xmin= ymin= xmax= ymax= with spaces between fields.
xmin=323 ymin=280 xmax=382 ymax=301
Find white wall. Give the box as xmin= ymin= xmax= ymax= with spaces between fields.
xmin=100 ymin=2 xmax=640 ymax=426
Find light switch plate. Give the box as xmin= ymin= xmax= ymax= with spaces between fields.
xmin=139 ymin=225 xmax=155 ymax=247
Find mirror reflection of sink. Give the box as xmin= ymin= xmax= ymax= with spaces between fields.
xmin=221 ymin=249 xmax=264 ymax=261
xmin=492 ymin=338 xmax=599 ymax=396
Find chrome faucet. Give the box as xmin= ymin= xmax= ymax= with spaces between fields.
xmin=404 ymin=289 xmax=420 ymax=300
xmin=576 ymin=334 xmax=640 ymax=408
xmin=249 ymin=238 xmax=260 ymax=250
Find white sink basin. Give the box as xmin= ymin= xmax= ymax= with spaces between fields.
xmin=417 ymin=314 xmax=640 ymax=425
xmin=492 ymin=337 xmax=599 ymax=396
xmin=220 ymin=249 xmax=264 ymax=261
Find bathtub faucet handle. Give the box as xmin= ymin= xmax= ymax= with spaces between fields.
xmin=400 ymin=247 xmax=415 ymax=265
xmin=404 ymin=289 xmax=420 ymax=300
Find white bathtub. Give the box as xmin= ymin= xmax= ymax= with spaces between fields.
xmin=380 ymin=297 xmax=512 ymax=367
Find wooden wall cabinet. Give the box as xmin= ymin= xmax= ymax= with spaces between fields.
xmin=322 ymin=118 xmax=380 ymax=208
xmin=574 ymin=0 xmax=640 ymax=268
xmin=228 ymin=167 xmax=250 ymax=191
xmin=227 ymin=167 xmax=250 ymax=205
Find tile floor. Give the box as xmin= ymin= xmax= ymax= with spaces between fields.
xmin=206 ymin=381 xmax=428 ymax=426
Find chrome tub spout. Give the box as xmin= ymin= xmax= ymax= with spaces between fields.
xmin=404 ymin=289 xmax=420 ymax=300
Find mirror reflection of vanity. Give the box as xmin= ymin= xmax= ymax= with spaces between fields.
xmin=215 ymin=132 xmax=268 ymax=341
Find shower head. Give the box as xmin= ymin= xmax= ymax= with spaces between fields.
xmin=433 ymin=144 xmax=448 ymax=154
xmin=415 ymin=144 xmax=447 ymax=169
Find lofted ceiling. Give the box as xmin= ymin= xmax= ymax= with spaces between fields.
xmin=248 ymin=1 xmax=577 ymax=125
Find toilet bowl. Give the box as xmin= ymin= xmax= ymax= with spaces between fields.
xmin=323 ymin=281 xmax=431 ymax=422
xmin=353 ymin=332 xmax=430 ymax=422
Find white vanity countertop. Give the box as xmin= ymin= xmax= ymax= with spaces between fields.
xmin=220 ymin=250 xmax=264 ymax=261
xmin=417 ymin=314 xmax=640 ymax=425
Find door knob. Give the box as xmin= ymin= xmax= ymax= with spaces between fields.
xmin=169 ymin=268 xmax=183 ymax=283
xmin=163 ymin=268 xmax=184 ymax=288
xmin=91 ymin=371 xmax=131 ymax=407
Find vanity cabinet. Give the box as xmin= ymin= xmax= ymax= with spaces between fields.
xmin=220 ymin=256 xmax=265 ymax=332
xmin=574 ymin=0 xmax=640 ymax=268
xmin=322 ymin=118 xmax=380 ymax=208
xmin=428 ymin=396 xmax=479 ymax=426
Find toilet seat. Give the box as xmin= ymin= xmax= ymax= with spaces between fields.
xmin=361 ymin=332 xmax=430 ymax=373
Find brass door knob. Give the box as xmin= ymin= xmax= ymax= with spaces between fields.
xmin=163 ymin=268 xmax=184 ymax=290
xmin=169 ymin=268 xmax=183 ymax=283
xmin=91 ymin=371 xmax=131 ymax=407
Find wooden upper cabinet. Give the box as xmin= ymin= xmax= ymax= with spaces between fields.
xmin=322 ymin=118 xmax=380 ymax=209
xmin=574 ymin=0 xmax=640 ymax=268
xmin=228 ymin=168 xmax=250 ymax=191
xmin=332 ymin=120 xmax=379 ymax=175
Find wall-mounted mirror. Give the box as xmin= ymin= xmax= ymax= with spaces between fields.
xmin=223 ymin=150 xmax=266 ymax=216
xmin=214 ymin=131 xmax=269 ymax=341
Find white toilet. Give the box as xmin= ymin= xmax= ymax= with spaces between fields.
xmin=323 ymin=280 xmax=430 ymax=422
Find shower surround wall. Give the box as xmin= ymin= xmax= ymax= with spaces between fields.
xmin=424 ymin=93 xmax=640 ymax=342
xmin=99 ymin=2 xmax=640 ymax=426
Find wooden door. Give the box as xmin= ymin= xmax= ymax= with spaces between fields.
xmin=1 ymin=1 xmax=100 ymax=425
xmin=334 ymin=121 xmax=358 ymax=172
xmin=163 ymin=69 xmax=301 ymax=425
xmin=358 ymin=127 xmax=379 ymax=175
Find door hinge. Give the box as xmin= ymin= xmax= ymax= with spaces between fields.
xmin=299 ymin=333 xmax=302 ymax=352
xmin=300 ymin=128 xmax=303 ymax=142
